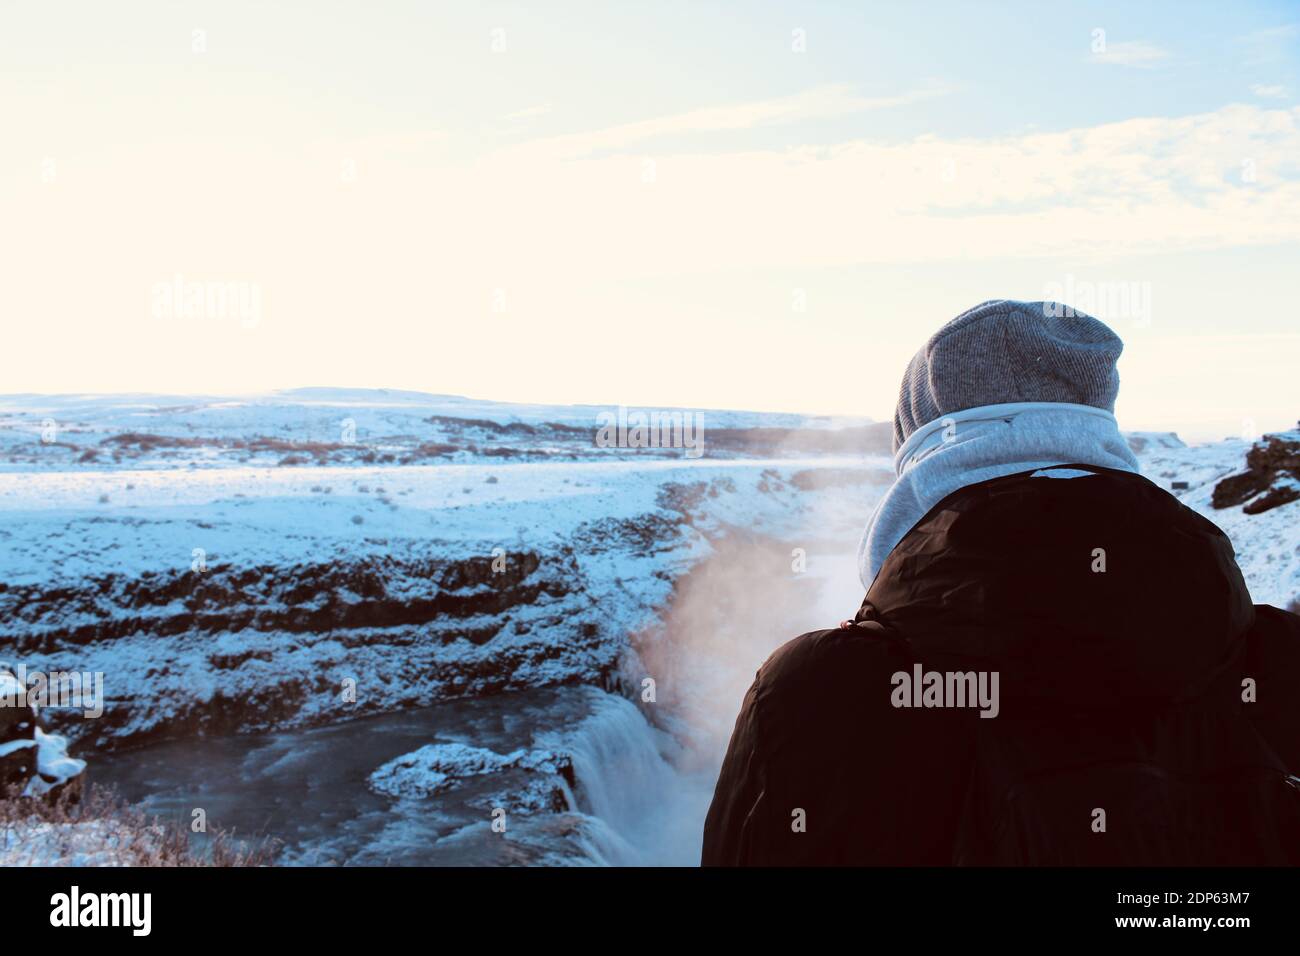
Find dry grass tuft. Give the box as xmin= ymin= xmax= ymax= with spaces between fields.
xmin=0 ymin=782 xmax=277 ymax=866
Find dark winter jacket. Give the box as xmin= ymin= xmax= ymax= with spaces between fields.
xmin=702 ymin=466 xmax=1300 ymax=865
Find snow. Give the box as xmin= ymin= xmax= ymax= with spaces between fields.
xmin=0 ymin=386 xmax=864 ymax=433
xmin=0 ymin=387 xmax=874 ymax=474
xmin=0 ymin=670 xmax=87 ymax=795
xmin=0 ymin=738 xmax=35 ymax=758
xmin=368 ymin=742 xmax=567 ymax=799
xmin=2 ymin=450 xmax=888 ymax=753
xmin=0 ymin=457 xmax=876 ymax=586
xmin=1131 ymin=435 xmax=1300 ymax=607
xmin=0 ymin=820 xmax=146 ymax=866
xmin=0 ymin=730 xmax=83 ymax=796
xmin=26 ymin=728 xmax=87 ymax=796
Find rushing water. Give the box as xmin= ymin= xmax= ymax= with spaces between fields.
xmin=93 ymin=540 xmax=862 ymax=865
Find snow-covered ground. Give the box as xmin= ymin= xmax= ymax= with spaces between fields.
xmin=1130 ymin=430 xmax=1300 ymax=607
xmin=0 ymin=818 xmax=154 ymax=866
xmin=0 ymin=388 xmax=880 ymax=471
xmin=1 ymin=390 xmax=1294 ymax=866
xmin=1 ymin=453 xmax=887 ymax=752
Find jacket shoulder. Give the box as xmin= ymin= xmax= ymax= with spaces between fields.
xmin=754 ymin=622 xmax=908 ymax=706
xmin=703 ymin=623 xmax=975 ymax=865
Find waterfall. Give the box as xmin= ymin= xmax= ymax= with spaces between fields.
xmin=552 ymin=538 xmax=865 ymax=865
xmin=540 ymin=689 xmax=708 ymax=865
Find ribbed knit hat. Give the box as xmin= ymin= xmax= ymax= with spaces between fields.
xmin=893 ymin=299 xmax=1124 ymax=451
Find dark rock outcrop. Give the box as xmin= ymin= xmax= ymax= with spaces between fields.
xmin=1212 ymin=426 xmax=1300 ymax=514
xmin=0 ymin=669 xmax=86 ymax=800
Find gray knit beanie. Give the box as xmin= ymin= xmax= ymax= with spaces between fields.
xmin=893 ymin=299 xmax=1124 ymax=452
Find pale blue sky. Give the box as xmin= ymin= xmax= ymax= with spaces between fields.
xmin=2 ymin=0 xmax=1298 ymax=439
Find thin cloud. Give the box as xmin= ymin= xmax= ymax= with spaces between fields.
xmin=1236 ymin=23 xmax=1299 ymax=67
xmin=1088 ymin=40 xmax=1171 ymax=67
xmin=1252 ymin=83 xmax=1288 ymax=99
xmin=505 ymin=103 xmax=554 ymax=121
xmin=500 ymin=81 xmax=951 ymax=160
xmin=464 ymin=103 xmax=1300 ymax=279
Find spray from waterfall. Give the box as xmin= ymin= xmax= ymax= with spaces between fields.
xmin=560 ymin=464 xmax=883 ymax=864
